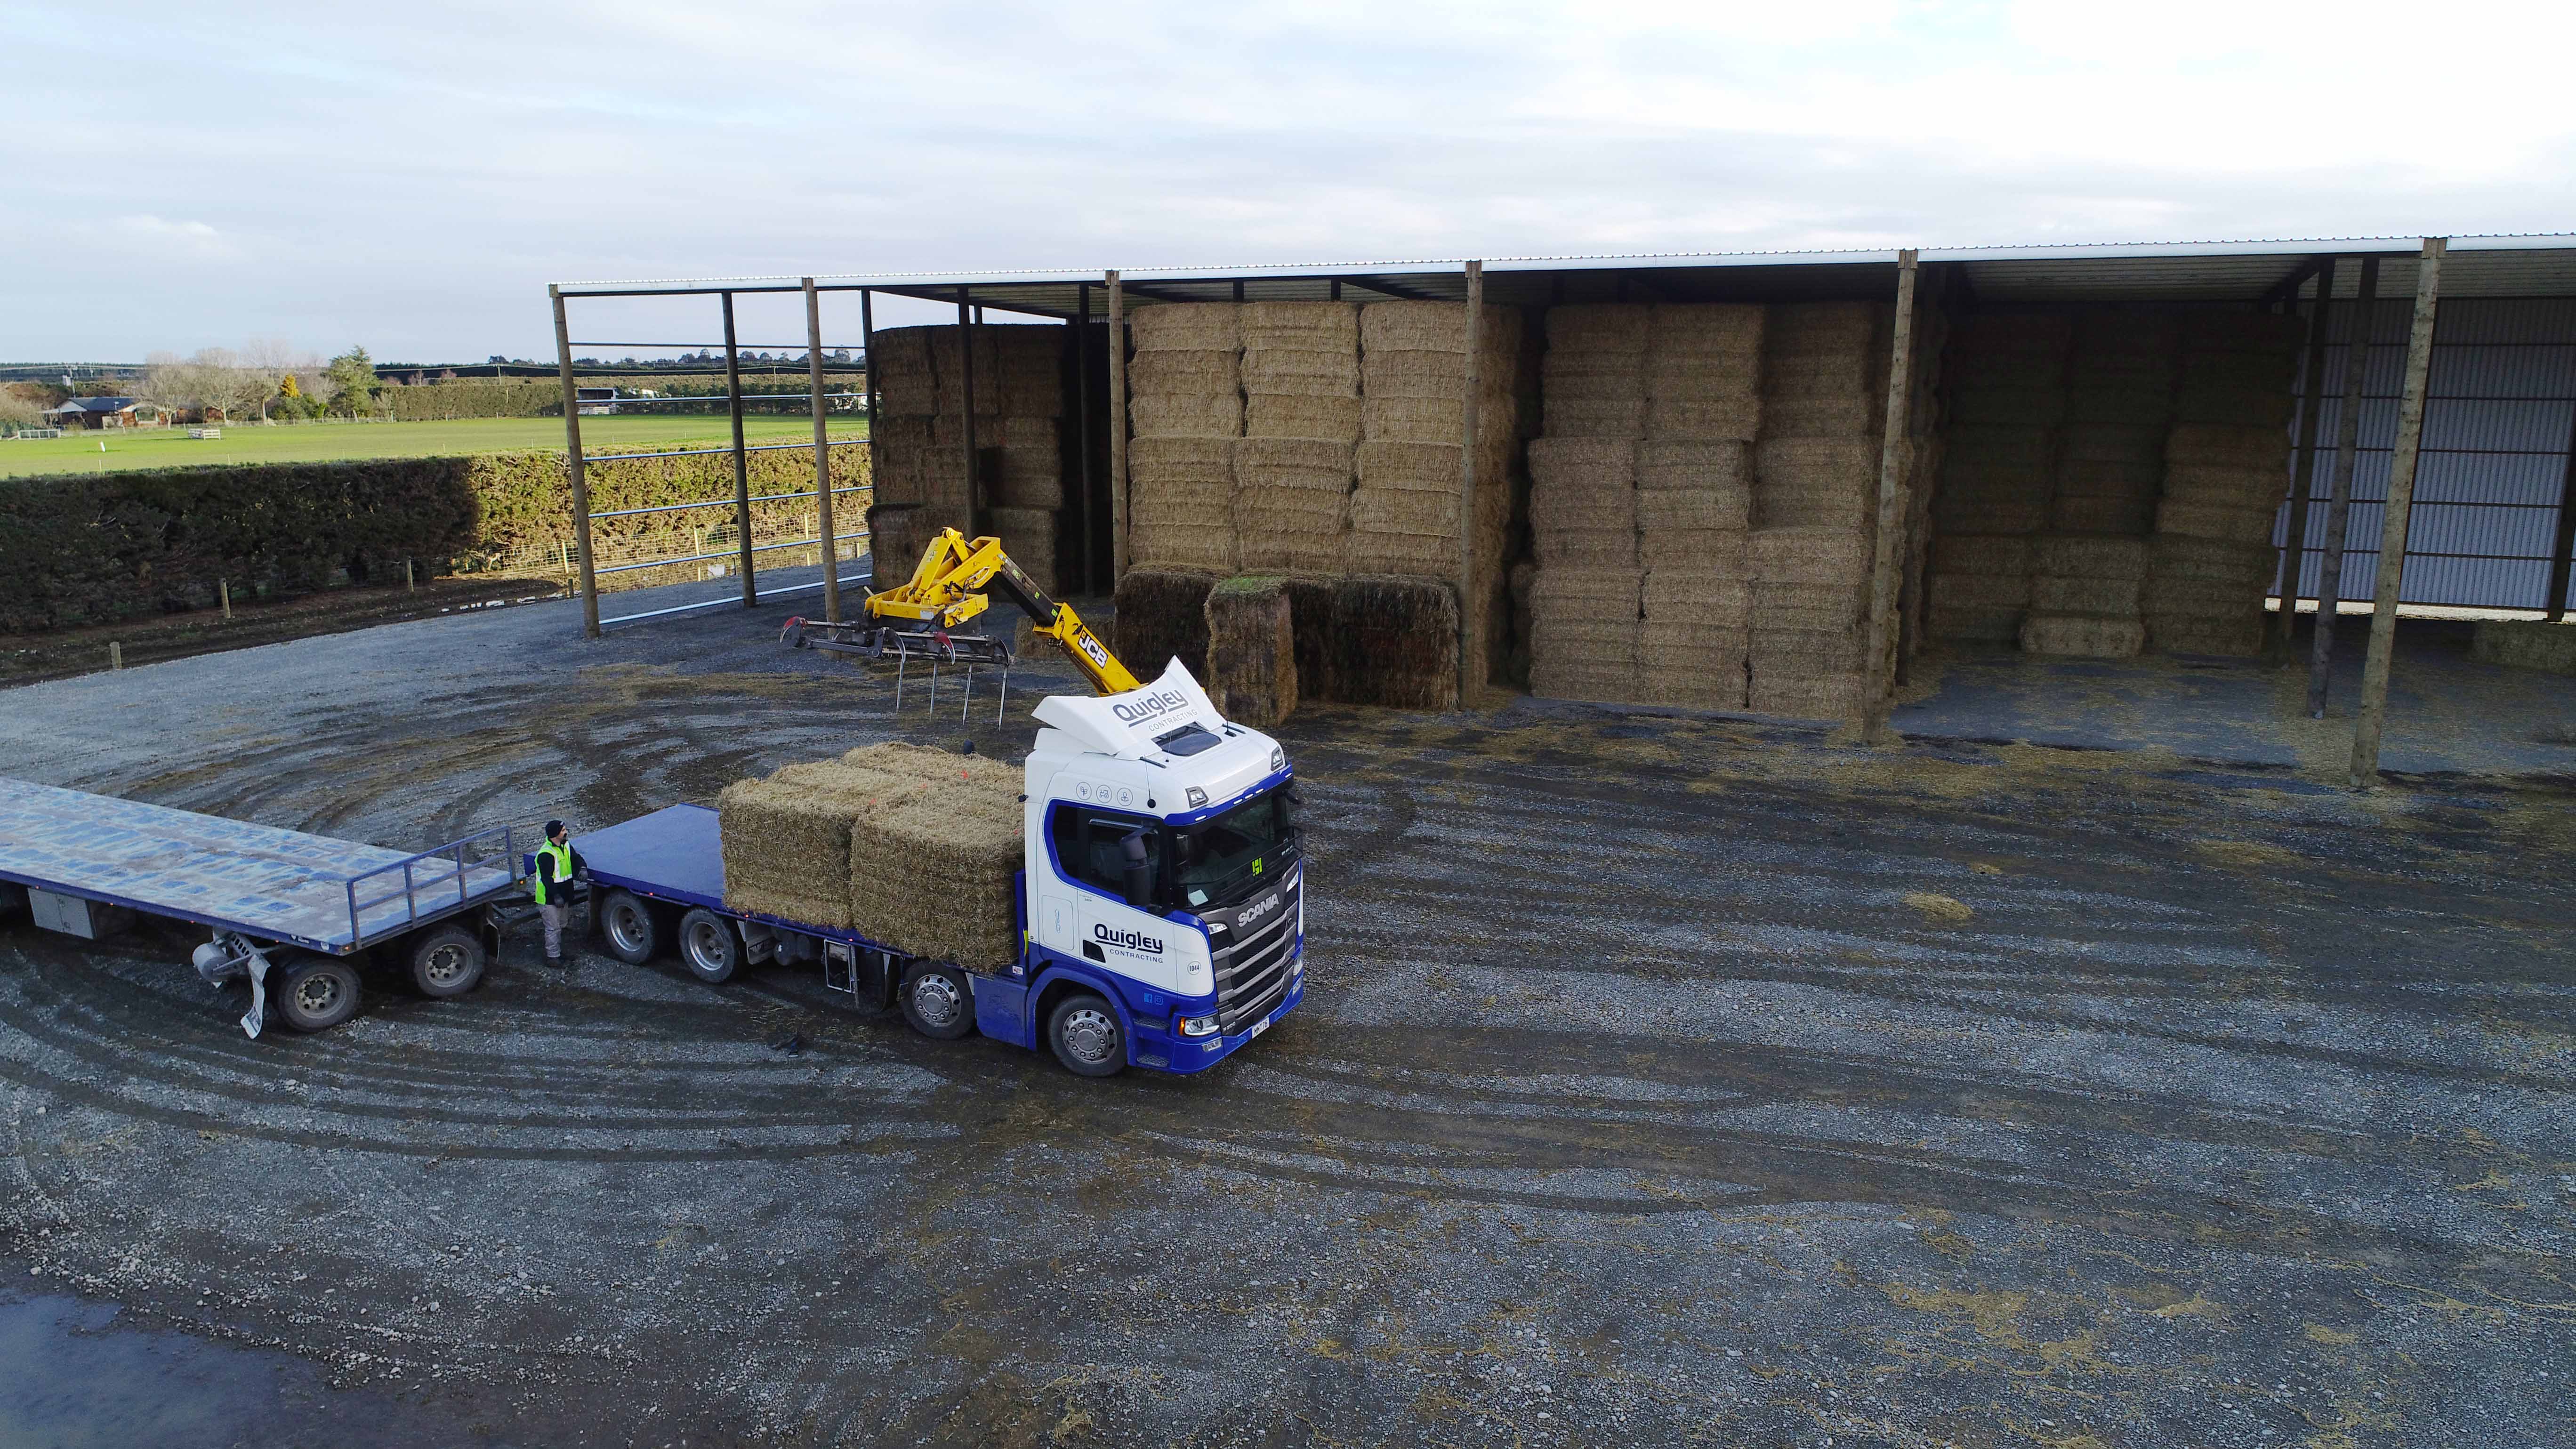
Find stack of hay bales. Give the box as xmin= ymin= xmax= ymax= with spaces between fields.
xmin=1747 ymin=302 xmax=1891 ymax=717
xmin=2053 ymin=310 xmax=2176 ymax=536
xmin=865 ymin=323 xmax=1076 ymax=588
xmin=2471 ymin=620 xmax=2576 ymax=675
xmin=1127 ymin=305 xmax=1242 ymax=575
xmin=1114 ymin=566 xmax=1222 ymax=682
xmin=2141 ymin=312 xmax=2304 ymax=656
xmin=1350 ymin=301 xmax=1523 ymax=685
xmin=2019 ymin=534 xmax=2148 ymax=657
xmin=1203 ymin=575 xmax=1298 ymax=726
xmin=988 ymin=329 xmax=1070 ymax=592
xmin=716 ymin=742 xmax=1021 ymax=968
xmin=1329 ymin=575 xmax=1459 ymax=711
xmin=1527 ymin=436 xmax=1642 ymax=702
xmin=1238 ymin=302 xmax=1360 ymax=577
xmin=1540 ymin=306 xmax=1649 ymax=439
xmin=1926 ymin=312 xmax=2073 ymax=645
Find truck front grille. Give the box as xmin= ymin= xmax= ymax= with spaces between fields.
xmin=1212 ymin=873 xmax=1299 ymax=1032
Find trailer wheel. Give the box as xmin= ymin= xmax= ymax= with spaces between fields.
xmin=406 ymin=926 xmax=485 ymax=998
xmin=276 ymin=958 xmax=362 ymax=1033
xmin=1046 ymin=992 xmax=1126 ymax=1077
xmin=898 ymin=963 xmax=974 ymax=1040
xmin=676 ymin=909 xmax=741 ymax=984
xmin=600 ymin=890 xmax=662 ymax=965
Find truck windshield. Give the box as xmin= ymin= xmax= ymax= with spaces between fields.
xmin=1169 ymin=789 xmax=1296 ymax=909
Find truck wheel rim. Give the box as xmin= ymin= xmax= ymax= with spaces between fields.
xmin=912 ymin=975 xmax=960 ymax=1026
xmin=295 ymin=974 xmax=340 ymax=1014
xmin=609 ymin=906 xmax=647 ymax=952
xmin=422 ymin=943 xmax=468 ymax=986
xmin=1061 ymin=1006 xmax=1117 ymax=1065
xmin=687 ymin=923 xmax=725 ymax=970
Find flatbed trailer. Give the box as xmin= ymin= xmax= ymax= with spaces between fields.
xmin=0 ymin=777 xmax=527 ymax=1036
xmin=573 ymin=801 xmax=1305 ymax=1074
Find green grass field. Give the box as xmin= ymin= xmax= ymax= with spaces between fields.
xmin=0 ymin=416 xmax=868 ymax=478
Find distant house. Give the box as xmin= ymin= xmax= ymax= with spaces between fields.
xmin=574 ymin=386 xmax=618 ymax=415
xmin=43 ymin=397 xmax=168 ymax=430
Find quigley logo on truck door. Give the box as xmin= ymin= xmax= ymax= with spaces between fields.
xmin=1093 ymin=923 xmax=1165 ymax=954
xmin=1111 ymin=689 xmax=1191 ymax=729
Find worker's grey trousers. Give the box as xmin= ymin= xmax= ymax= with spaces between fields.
xmin=540 ymin=903 xmax=566 ymax=961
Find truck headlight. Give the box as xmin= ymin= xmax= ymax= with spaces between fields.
xmin=1270 ymin=748 xmax=1285 ymax=773
xmin=1177 ymin=1013 xmax=1220 ymax=1038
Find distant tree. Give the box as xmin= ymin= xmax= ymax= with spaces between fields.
xmin=324 ymin=347 xmax=379 ymax=416
xmin=279 ymin=372 xmax=303 ymax=400
xmin=487 ymin=355 xmax=508 ymax=365
xmin=0 ymin=392 xmax=41 ymax=435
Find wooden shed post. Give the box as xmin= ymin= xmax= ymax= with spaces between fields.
xmin=1106 ymin=271 xmax=1129 ymax=585
xmin=548 ymin=284 xmax=599 ymax=638
xmin=2273 ymin=255 xmax=2339 ymax=658
xmin=2349 ymin=238 xmax=2447 ymax=787
xmin=1074 ymin=282 xmax=1096 ymax=595
xmin=1457 ymin=259 xmax=1485 ymax=708
xmin=957 ymin=289 xmax=982 ymax=537
xmin=1862 ymin=249 xmax=1921 ymax=743
xmin=720 ymin=291 xmax=756 ymax=606
xmin=2308 ymin=255 xmax=2381 ymax=717
xmin=802 ymin=278 xmax=840 ymax=623
xmin=2545 ymin=409 xmax=2576 ymax=622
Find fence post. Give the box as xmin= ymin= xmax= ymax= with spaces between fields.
xmin=804 ymin=277 xmax=841 ymax=623
xmin=549 ymin=284 xmax=600 ymax=637
xmin=219 ymin=579 xmax=231 ymax=620
xmin=722 ymin=291 xmax=756 ymax=606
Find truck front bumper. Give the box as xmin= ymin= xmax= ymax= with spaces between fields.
xmin=1148 ymin=973 xmax=1304 ymax=1075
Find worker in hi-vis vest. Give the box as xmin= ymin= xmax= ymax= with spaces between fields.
xmin=532 ymin=820 xmax=588 ymax=966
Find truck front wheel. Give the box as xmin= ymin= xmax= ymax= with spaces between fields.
xmin=899 ymin=964 xmax=974 ymax=1040
xmin=676 ymin=909 xmax=741 ymax=984
xmin=1047 ymin=992 xmax=1126 ymax=1078
xmin=276 ymin=958 xmax=362 ymax=1032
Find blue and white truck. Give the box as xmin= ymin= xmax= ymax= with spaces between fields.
xmin=577 ymin=661 xmax=1306 ymax=1077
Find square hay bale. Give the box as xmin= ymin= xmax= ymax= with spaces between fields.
xmin=985 ymin=506 xmax=1064 ymax=592
xmin=1534 ymin=526 xmax=1637 ymax=570
xmin=1129 ymin=348 xmax=1242 ymax=398
xmin=1129 ymin=437 xmax=1238 ymax=569
xmin=1205 ymin=575 xmax=1299 ymax=727
xmin=1130 ymin=435 xmax=1235 ymax=493
xmin=1931 ymin=534 xmax=2032 ymax=576
xmin=1759 ymin=394 xmax=1878 ymax=438
xmin=1638 ymin=439 xmax=1751 ymax=489
xmin=1129 ymin=394 xmax=1243 ymax=439
xmin=1751 ymin=624 xmax=1869 ymax=678
xmin=834 ymin=743 xmax=1023 ymax=970
xmin=2142 ymin=575 xmax=2268 ymax=618
xmin=2470 ymin=620 xmax=2576 ymax=675
xmin=2020 ymin=611 xmax=2145 ymax=658
xmin=2162 ymin=463 xmax=2287 ymax=507
xmin=1949 ymin=386 xmax=2069 ymax=427
xmin=1639 ymin=524 xmax=1748 ymax=574
xmin=1530 ymin=567 xmax=1642 ymax=700
xmin=2030 ymin=573 xmax=2144 ymax=614
xmin=1747 ymin=670 xmax=1870 ymax=721
xmin=2145 ymin=610 xmax=2265 ymax=658
xmin=1248 ymin=393 xmax=1362 ymax=442
xmin=1953 ymin=310 xmax=2078 ymax=356
xmin=1932 ymin=572 xmax=2033 ymax=612
xmin=1131 ymin=303 xmax=1240 ymax=352
xmin=1114 ymin=567 xmax=1221 ymax=679
xmin=1281 ymin=575 xmax=1339 ymax=700
xmin=1631 ymin=654 xmax=1750 ymax=711
xmin=1235 ymin=438 xmax=1353 ymax=575
xmin=1764 ymin=352 xmax=1876 ymax=398
xmin=1643 ymin=568 xmax=1751 ymax=626
xmin=1360 ymin=350 xmax=1512 ymax=402
xmin=1644 ymin=353 xmax=1762 ymax=397
xmin=1360 ymin=394 xmax=1469 ymax=443
xmin=1650 ymin=303 xmax=1765 ymax=358
xmin=2058 ymin=424 xmax=2166 ymax=466
xmin=2053 ymin=456 xmax=2165 ymax=499
xmin=2051 ymin=496 xmax=2157 ymax=535
xmin=1765 ymin=301 xmax=1887 ymax=359
xmin=2174 ymin=379 xmax=2297 ymax=429
xmin=1242 ymin=347 xmax=1360 ymax=397
xmin=2153 ymin=499 xmax=2278 ymax=544
xmin=2166 ymin=422 xmax=2287 ymax=470
xmin=2148 ymin=534 xmax=2278 ymax=584
xmin=1933 ymin=498 xmax=2050 ymax=535
xmin=1635 ymin=487 xmax=1749 ymax=535
xmin=1644 ymin=394 xmax=1763 ymax=441
xmin=1542 ymin=349 xmax=1646 ymax=400
xmin=1756 ymin=437 xmax=1876 ymax=492
xmin=1547 ymin=305 xmax=1652 ymax=354
xmin=1750 ymin=580 xmax=1865 ymax=632
xmin=1750 ymin=526 xmax=1872 ymax=585
xmin=867 ymin=503 xmax=929 ymax=588
xmin=1543 ymin=397 xmax=1647 ymax=439
xmin=2064 ymin=385 xmax=2175 ymax=426
xmin=717 ymin=772 xmax=863 ymax=930
xmin=1242 ymin=301 xmax=1359 ymax=353
xmin=1359 ymin=302 xmax=1521 ymax=355
xmin=1530 ymin=436 xmax=1636 ymax=490
xmin=2031 ymin=533 xmax=2149 ymax=581
xmin=1331 ymin=575 xmax=1458 ymax=709
xmin=1945 ymin=425 xmax=2058 ymax=471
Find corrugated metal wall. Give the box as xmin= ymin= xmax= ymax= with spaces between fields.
xmin=2278 ymin=296 xmax=2576 ymax=611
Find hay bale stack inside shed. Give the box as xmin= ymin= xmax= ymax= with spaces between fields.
xmin=1541 ymin=306 xmax=1650 ymax=439
xmin=1242 ymin=301 xmax=1361 ymax=444
xmin=1127 ymin=436 xmax=1238 ymax=574
xmin=1331 ymin=575 xmax=1459 ymax=710
xmin=1528 ymin=567 xmax=1640 ymax=704
xmin=2019 ymin=533 xmax=2148 ymax=658
xmin=1745 ymin=526 xmax=1872 ymax=717
xmin=2053 ymin=309 xmax=2177 ymax=536
xmin=2139 ymin=312 xmax=2303 ymax=657
xmin=1126 ymin=305 xmax=1243 ymax=574
xmin=1924 ymin=532 xmax=2032 ymax=644
xmin=1203 ymin=574 xmax=1299 ymax=727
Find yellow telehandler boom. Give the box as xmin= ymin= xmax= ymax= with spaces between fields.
xmin=781 ymin=528 xmax=1140 ymax=696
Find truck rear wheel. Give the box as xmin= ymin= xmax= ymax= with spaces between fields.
xmin=407 ymin=926 xmax=485 ymax=998
xmin=899 ymin=963 xmax=974 ymax=1040
xmin=276 ymin=958 xmax=362 ymax=1032
xmin=600 ymin=890 xmax=661 ymax=965
xmin=1046 ymin=992 xmax=1126 ymax=1078
xmin=676 ymin=909 xmax=740 ymax=984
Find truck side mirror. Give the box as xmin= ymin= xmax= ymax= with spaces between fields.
xmin=1118 ymin=828 xmax=1154 ymax=910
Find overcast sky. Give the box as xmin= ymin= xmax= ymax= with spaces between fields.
xmin=8 ymin=1 xmax=2573 ymax=362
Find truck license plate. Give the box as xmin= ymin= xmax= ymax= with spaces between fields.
xmin=1244 ymin=1015 xmax=1271 ymax=1042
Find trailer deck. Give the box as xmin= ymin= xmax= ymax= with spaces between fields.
xmin=0 ymin=777 xmax=519 ymax=952
xmin=575 ymin=803 xmax=727 ymax=911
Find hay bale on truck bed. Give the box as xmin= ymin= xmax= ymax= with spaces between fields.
xmin=1204 ymin=575 xmax=1299 ymax=727
xmin=717 ymin=769 xmax=864 ymax=931
xmin=1331 ymin=575 xmax=1458 ymax=710
xmin=1114 ymin=567 xmax=1221 ymax=682
xmin=838 ymin=743 xmax=1023 ymax=970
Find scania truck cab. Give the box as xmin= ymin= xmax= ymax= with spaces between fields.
xmin=1019 ymin=661 xmax=1306 ymax=1074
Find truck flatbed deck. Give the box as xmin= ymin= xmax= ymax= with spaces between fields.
xmin=575 ymin=803 xmax=728 ymax=912
xmin=0 ymin=778 xmax=516 ymax=953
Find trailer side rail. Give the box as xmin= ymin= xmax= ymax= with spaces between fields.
xmin=342 ymin=824 xmax=525 ymax=948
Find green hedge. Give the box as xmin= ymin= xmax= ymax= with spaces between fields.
xmin=0 ymin=441 xmax=872 ymax=633
xmin=381 ymin=374 xmax=871 ymax=422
